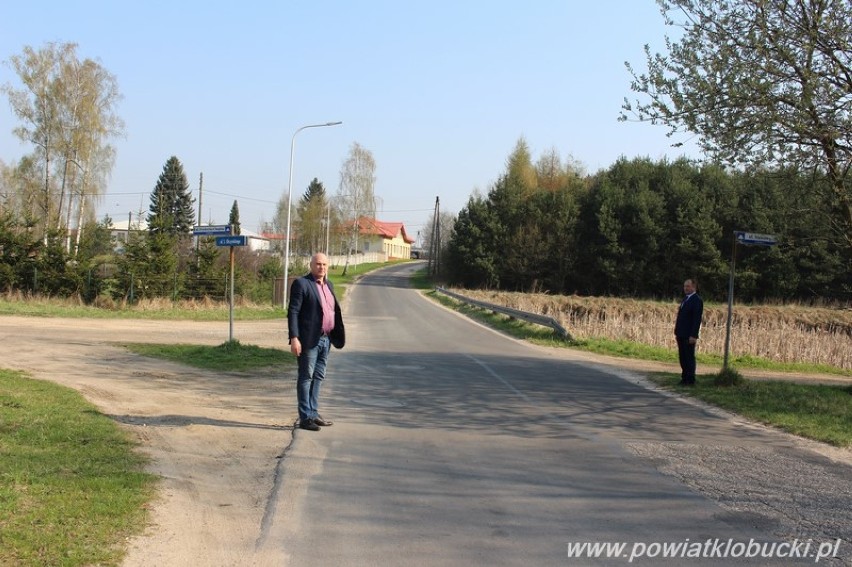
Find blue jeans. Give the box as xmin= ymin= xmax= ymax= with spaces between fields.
xmin=297 ymin=335 xmax=330 ymax=421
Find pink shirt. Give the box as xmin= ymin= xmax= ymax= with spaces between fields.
xmin=316 ymin=280 xmax=336 ymax=334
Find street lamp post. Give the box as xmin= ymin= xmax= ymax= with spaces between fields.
xmin=283 ymin=121 xmax=342 ymax=309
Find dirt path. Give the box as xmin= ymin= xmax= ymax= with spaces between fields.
xmin=0 ymin=316 xmax=294 ymax=566
xmin=0 ymin=314 xmax=849 ymax=566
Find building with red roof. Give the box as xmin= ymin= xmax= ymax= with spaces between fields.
xmin=353 ymin=217 xmax=416 ymax=260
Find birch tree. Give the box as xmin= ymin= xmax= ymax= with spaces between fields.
xmin=421 ymin=210 xmax=456 ymax=264
xmin=337 ymin=142 xmax=377 ymax=271
xmin=1 ymin=42 xmax=123 ymax=245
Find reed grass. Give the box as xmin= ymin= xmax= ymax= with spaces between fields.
xmin=452 ymin=289 xmax=852 ymax=371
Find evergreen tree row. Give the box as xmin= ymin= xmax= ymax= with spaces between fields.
xmin=446 ymin=152 xmax=850 ymax=302
xmin=0 ymin=155 xmax=281 ymax=304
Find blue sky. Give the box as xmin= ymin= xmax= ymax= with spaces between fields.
xmin=1 ymin=1 xmax=699 ymax=244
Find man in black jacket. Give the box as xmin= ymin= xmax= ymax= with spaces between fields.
xmin=674 ymin=278 xmax=704 ymax=386
xmin=288 ymin=252 xmax=343 ymax=431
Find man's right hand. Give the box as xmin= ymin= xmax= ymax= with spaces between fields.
xmin=290 ymin=337 xmax=301 ymax=357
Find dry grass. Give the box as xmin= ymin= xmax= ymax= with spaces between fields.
xmin=452 ymin=289 xmax=852 ymax=371
xmin=0 ymin=291 xmax=280 ymax=320
xmin=0 ymin=291 xmax=267 ymax=311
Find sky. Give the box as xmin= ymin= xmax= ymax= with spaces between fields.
xmin=0 ymin=0 xmax=701 ymax=246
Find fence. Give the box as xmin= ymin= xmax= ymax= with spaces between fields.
xmin=326 ymin=251 xmax=387 ymax=268
xmin=434 ymin=287 xmax=573 ymax=340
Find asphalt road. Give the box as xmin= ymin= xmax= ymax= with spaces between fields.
xmin=262 ymin=263 xmax=851 ymax=566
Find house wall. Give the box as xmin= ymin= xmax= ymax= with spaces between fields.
xmin=325 ymin=251 xmax=387 ymax=267
xmin=361 ymin=234 xmax=412 ymax=259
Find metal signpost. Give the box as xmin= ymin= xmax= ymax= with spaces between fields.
xmin=214 ymin=233 xmax=248 ymax=342
xmin=724 ymin=231 xmax=777 ymax=369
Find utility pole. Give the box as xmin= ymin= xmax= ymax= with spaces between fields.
xmin=428 ymin=197 xmax=440 ymax=275
xmin=435 ymin=197 xmax=441 ymax=274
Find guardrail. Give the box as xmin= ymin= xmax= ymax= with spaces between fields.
xmin=434 ymin=287 xmax=573 ymax=340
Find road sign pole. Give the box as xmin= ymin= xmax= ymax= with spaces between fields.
xmin=723 ymin=231 xmax=738 ymax=370
xmin=724 ymin=230 xmax=777 ymax=371
xmin=229 ymin=245 xmax=235 ymax=342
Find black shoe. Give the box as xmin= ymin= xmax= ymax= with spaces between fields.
xmin=299 ymin=419 xmax=320 ymax=431
xmin=313 ymin=415 xmax=333 ymax=427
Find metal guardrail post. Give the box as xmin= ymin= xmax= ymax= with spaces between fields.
xmin=434 ymin=287 xmax=572 ymax=340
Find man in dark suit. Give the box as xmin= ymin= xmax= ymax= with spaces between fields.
xmin=288 ymin=252 xmax=344 ymax=431
xmin=674 ymin=278 xmax=704 ymax=386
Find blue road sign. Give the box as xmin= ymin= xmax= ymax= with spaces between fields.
xmin=735 ymin=231 xmax=777 ymax=246
xmin=193 ymin=224 xmax=231 ymax=236
xmin=215 ymin=235 xmax=248 ymax=247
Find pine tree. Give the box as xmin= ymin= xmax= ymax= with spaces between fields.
xmin=188 ymin=238 xmax=224 ymax=299
xmin=148 ymin=156 xmax=195 ymax=235
xmin=297 ymin=178 xmax=327 ymax=254
xmin=229 ymin=200 xmax=241 ymax=235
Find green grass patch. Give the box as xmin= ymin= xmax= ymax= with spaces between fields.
xmin=573 ymin=337 xmax=850 ymax=375
xmin=0 ymin=369 xmax=156 ymax=566
xmin=328 ymin=260 xmax=407 ymax=285
xmin=409 ymin=268 xmax=435 ymax=290
xmin=328 ymin=262 xmax=367 ymax=284
xmin=124 ymin=340 xmax=293 ymax=372
xmin=573 ymin=336 xmax=678 ymax=362
xmin=648 ymin=372 xmax=852 ymax=447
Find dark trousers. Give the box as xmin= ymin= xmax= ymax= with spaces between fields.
xmin=676 ymin=336 xmax=696 ymax=383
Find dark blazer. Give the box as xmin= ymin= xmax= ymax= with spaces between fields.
xmin=288 ymin=273 xmax=344 ymax=350
xmin=674 ymin=293 xmax=704 ymax=339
